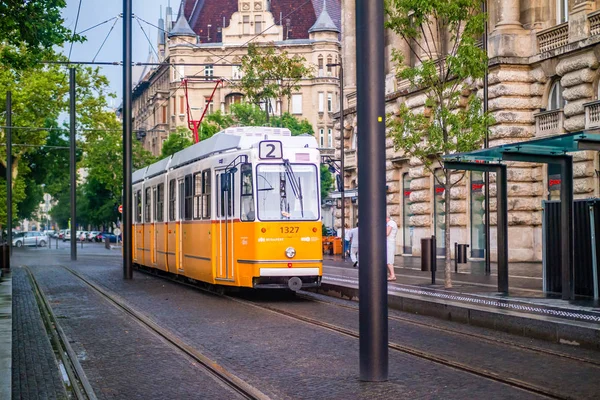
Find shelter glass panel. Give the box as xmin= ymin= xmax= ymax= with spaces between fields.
xmin=402 ymin=173 xmax=412 ymax=254
xmin=470 ymin=172 xmax=485 ymax=258
xmin=433 ymin=169 xmax=446 ymax=255
xmin=548 ymin=163 xmax=561 ymax=200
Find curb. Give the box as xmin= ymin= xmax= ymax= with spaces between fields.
xmin=313 ymin=281 xmax=600 ymax=351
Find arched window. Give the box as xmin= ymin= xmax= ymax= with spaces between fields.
xmin=548 ymin=81 xmax=565 ymax=110
xmin=557 ymin=0 xmax=568 ymax=24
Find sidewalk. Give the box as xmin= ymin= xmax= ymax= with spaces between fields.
xmin=320 ymin=254 xmax=600 ymax=350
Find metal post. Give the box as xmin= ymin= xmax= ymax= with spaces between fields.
xmin=496 ymin=164 xmax=508 ymax=293
xmin=70 ymin=68 xmax=77 ymax=261
xmin=589 ymin=205 xmax=599 ymax=300
xmin=483 ymin=0 xmax=491 ymax=275
xmin=5 ymin=91 xmax=12 ymax=258
xmin=123 ymin=0 xmax=133 ymax=279
xmin=340 ymin=65 xmax=345 ymax=259
xmin=356 ymin=0 xmax=388 ymax=382
xmin=560 ymin=156 xmax=574 ymax=300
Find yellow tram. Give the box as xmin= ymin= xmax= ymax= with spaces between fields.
xmin=132 ymin=126 xmax=323 ymax=290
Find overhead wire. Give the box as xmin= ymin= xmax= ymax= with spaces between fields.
xmin=76 ymin=16 xmax=119 ymax=36
xmin=135 ymin=16 xmax=161 ymax=64
xmin=67 ymin=0 xmax=85 ymax=63
xmin=92 ymin=17 xmax=120 ymax=62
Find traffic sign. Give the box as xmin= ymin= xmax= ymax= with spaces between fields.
xmin=114 ymin=228 xmax=121 ymax=236
xmin=118 ymin=205 xmax=123 ymax=213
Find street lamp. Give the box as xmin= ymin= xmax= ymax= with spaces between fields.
xmin=327 ymin=62 xmax=345 ymax=258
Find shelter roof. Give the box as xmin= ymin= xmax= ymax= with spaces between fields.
xmin=443 ymin=132 xmax=600 ymax=162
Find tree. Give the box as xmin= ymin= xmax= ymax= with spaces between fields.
xmin=385 ymin=0 xmax=492 ymax=288
xmin=237 ymin=43 xmax=313 ymax=121
xmin=271 ymin=113 xmax=314 ymax=136
xmin=161 ymin=128 xmax=193 ymax=158
xmin=320 ymin=165 xmax=334 ymax=201
xmin=0 ymin=0 xmax=83 ymax=68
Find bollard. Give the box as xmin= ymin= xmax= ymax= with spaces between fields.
xmin=421 ymin=237 xmax=433 ymax=272
xmin=56 ymin=237 xmax=58 ymax=249
xmin=105 ymin=237 xmax=110 ymax=249
xmin=454 ymin=243 xmax=469 ymax=272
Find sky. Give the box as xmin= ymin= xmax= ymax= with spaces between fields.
xmin=60 ymin=0 xmax=176 ymax=107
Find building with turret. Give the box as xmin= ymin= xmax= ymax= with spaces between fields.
xmin=132 ymin=0 xmax=341 ymax=157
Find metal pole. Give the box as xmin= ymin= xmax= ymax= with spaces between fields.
xmin=356 ymin=0 xmax=388 ymax=382
xmin=70 ymin=68 xmax=77 ymax=261
xmin=589 ymin=205 xmax=599 ymax=300
xmin=560 ymin=156 xmax=574 ymax=300
xmin=123 ymin=0 xmax=133 ymax=279
xmin=483 ymin=0 xmax=491 ymax=275
xmin=340 ymin=64 xmax=345 ymax=259
xmin=496 ymin=165 xmax=508 ymax=293
xmin=5 ymin=91 xmax=12 ymax=258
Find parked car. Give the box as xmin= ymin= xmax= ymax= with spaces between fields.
xmin=12 ymin=231 xmax=48 ymax=247
xmin=58 ymin=230 xmax=65 ymax=239
xmin=87 ymin=231 xmax=100 ymax=242
xmin=63 ymin=231 xmax=71 ymax=242
xmin=77 ymin=231 xmax=88 ymax=241
xmin=95 ymin=232 xmax=118 ymax=243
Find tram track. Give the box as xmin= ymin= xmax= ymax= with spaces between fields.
xmin=130 ymin=265 xmax=577 ymax=400
xmin=296 ymin=292 xmax=600 ymax=367
xmin=58 ymin=266 xmax=269 ymax=400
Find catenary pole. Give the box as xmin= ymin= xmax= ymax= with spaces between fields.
xmin=70 ymin=68 xmax=77 ymax=261
xmin=6 ymin=91 xmax=12 ymax=258
xmin=340 ymin=65 xmax=345 ymax=259
xmin=123 ymin=0 xmax=133 ymax=279
xmin=356 ymin=0 xmax=388 ymax=381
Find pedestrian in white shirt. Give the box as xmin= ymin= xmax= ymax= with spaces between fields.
xmin=349 ymin=223 xmax=359 ymax=268
xmin=386 ymin=216 xmax=398 ymax=281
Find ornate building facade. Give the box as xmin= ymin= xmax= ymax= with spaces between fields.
xmin=132 ymin=0 xmax=342 ymax=156
xmin=335 ymin=0 xmax=600 ymax=262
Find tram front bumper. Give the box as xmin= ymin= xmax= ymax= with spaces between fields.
xmin=253 ymin=268 xmax=321 ymax=289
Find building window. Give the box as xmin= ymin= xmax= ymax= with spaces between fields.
xmin=548 ymin=80 xmax=565 ymax=110
xmin=177 ymin=59 xmax=185 ymax=79
xmin=205 ymin=98 xmax=214 ymax=114
xmin=255 ymin=15 xmax=263 ymax=34
xmin=557 ymin=0 xmax=568 ymax=24
xmin=162 ymin=106 xmax=167 ymax=124
xmin=318 ymin=92 xmax=324 ymax=113
xmin=327 ymin=93 xmax=333 ymax=112
xmin=180 ymin=96 xmax=185 ymax=115
xmin=326 ymin=55 xmax=333 ymax=76
xmin=232 ymin=66 xmax=242 ymax=80
xmin=470 ymin=172 xmax=485 ymax=258
xmin=292 ymin=94 xmax=302 ymax=114
xmin=205 ymin=65 xmax=214 ymax=77
xmin=318 ymin=55 xmax=324 ymax=77
xmin=433 ymin=169 xmax=446 ymax=255
xmin=328 ymin=128 xmax=332 ymax=147
xmin=402 ymin=173 xmax=412 ymax=254
xmin=243 ymin=16 xmax=250 ymax=34
xmin=319 ymin=128 xmax=324 ymax=147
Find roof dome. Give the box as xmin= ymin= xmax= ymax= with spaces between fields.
xmin=168 ymin=4 xmax=196 ymax=38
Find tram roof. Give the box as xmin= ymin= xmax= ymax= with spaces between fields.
xmin=133 ymin=126 xmax=318 ymax=182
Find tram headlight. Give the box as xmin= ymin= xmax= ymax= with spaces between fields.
xmin=285 ymin=247 xmax=296 ymax=258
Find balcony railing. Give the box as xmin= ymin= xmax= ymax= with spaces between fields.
xmin=590 ymin=11 xmax=600 ymax=36
xmin=534 ymin=109 xmax=564 ymax=136
xmin=584 ymin=100 xmax=600 ymax=130
xmin=537 ymin=22 xmax=568 ymax=53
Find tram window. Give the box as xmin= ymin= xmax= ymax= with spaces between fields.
xmin=156 ymin=183 xmax=164 ymax=222
xmin=184 ymin=174 xmax=193 ymax=220
xmin=193 ymin=172 xmax=202 ymax=220
xmin=144 ymin=187 xmax=152 ymax=223
xmin=135 ymin=190 xmax=142 ymax=223
xmin=202 ymin=169 xmax=211 ymax=219
xmin=168 ymin=179 xmax=176 ymax=221
xmin=241 ymin=164 xmax=255 ymax=221
xmin=219 ymin=172 xmax=234 ymax=217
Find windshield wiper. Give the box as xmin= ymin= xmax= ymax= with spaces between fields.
xmin=283 ymin=159 xmax=304 ymax=217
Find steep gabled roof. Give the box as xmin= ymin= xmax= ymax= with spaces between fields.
xmin=309 ymin=0 xmax=339 ymax=33
xmin=169 ymin=2 xmax=197 ymax=38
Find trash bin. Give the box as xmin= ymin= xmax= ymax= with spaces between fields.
xmin=454 ymin=243 xmax=469 ymax=272
xmin=332 ymin=237 xmax=342 ymax=255
xmin=421 ymin=236 xmax=436 ymax=272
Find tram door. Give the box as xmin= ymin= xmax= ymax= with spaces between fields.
xmin=177 ymin=178 xmax=185 ymax=272
xmin=216 ymin=171 xmax=235 ymax=281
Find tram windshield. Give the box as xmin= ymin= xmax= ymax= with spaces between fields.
xmin=256 ymin=164 xmax=319 ymax=221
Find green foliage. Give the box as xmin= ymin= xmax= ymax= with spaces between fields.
xmin=161 ymin=128 xmax=194 ymax=158
xmin=229 ymin=103 xmax=267 ymax=126
xmin=237 ymin=43 xmax=313 ymax=119
xmin=320 ymin=165 xmax=334 ymax=201
xmin=271 ymin=113 xmax=314 ymax=136
xmin=0 ymin=0 xmax=84 ymax=68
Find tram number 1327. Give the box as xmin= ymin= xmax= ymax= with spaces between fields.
xmin=280 ymin=226 xmax=299 ymax=234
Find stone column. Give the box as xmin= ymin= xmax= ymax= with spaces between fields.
xmin=569 ymin=0 xmax=594 ymax=43
xmin=489 ymin=0 xmax=533 ymax=58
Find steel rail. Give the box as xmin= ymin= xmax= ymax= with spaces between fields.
xmin=294 ymin=292 xmax=600 ymax=367
xmin=61 ymin=266 xmax=268 ymax=400
xmin=24 ymin=267 xmax=97 ymax=400
xmin=130 ymin=266 xmax=570 ymax=399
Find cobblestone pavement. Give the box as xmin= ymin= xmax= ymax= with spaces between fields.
xmin=12 ymin=267 xmax=68 ymax=400
xmin=13 ymin=248 xmax=598 ymax=399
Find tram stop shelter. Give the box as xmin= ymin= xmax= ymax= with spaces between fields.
xmin=443 ymin=131 xmax=600 ymax=300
